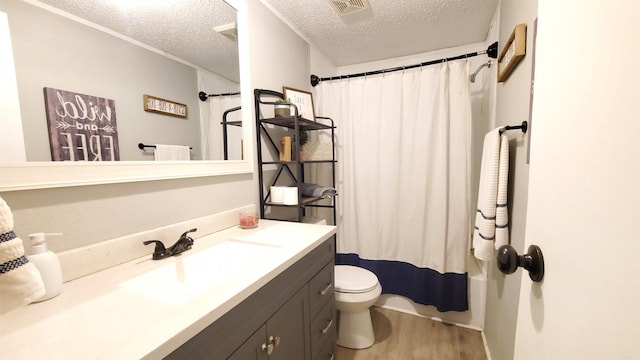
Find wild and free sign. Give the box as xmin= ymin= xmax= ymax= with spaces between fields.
xmin=44 ymin=87 xmax=120 ymax=161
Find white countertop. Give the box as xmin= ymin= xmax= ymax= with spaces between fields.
xmin=0 ymin=220 xmax=336 ymax=359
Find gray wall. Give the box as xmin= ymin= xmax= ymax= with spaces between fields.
xmin=247 ymin=0 xmax=311 ymax=221
xmin=484 ymin=1 xmax=538 ymax=359
xmin=1 ymin=0 xmax=311 ymax=254
xmin=1 ymin=0 xmax=201 ymax=161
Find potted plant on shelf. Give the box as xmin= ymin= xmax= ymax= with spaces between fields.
xmin=274 ymin=98 xmax=292 ymax=118
xmin=294 ymin=130 xmax=309 ymax=161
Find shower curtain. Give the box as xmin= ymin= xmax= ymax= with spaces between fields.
xmin=197 ymin=70 xmax=241 ymax=160
xmin=203 ymin=95 xmax=242 ymax=160
xmin=316 ymin=61 xmax=471 ymax=312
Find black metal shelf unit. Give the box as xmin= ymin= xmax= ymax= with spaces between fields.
xmin=221 ymin=106 xmax=242 ymax=160
xmin=254 ymin=88 xmax=337 ymax=223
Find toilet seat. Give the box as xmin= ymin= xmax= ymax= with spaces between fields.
xmin=335 ymin=265 xmax=379 ymax=294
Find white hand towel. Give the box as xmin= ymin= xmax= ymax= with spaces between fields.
xmin=495 ymin=135 xmax=510 ymax=249
xmin=0 ymin=196 xmax=45 ymax=315
xmin=473 ymin=129 xmax=510 ymax=261
xmin=154 ymin=144 xmax=190 ymax=161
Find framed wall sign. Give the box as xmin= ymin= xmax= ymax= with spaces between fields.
xmin=497 ymin=23 xmax=527 ymax=82
xmin=43 ymin=87 xmax=120 ymax=161
xmin=283 ymin=86 xmax=315 ymax=121
xmin=143 ymin=94 xmax=188 ymax=118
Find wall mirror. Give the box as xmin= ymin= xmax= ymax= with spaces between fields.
xmin=0 ymin=0 xmax=253 ymax=191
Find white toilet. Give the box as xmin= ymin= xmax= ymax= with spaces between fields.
xmin=334 ymin=265 xmax=382 ymax=349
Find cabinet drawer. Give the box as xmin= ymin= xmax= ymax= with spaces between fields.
xmin=312 ymin=325 xmax=336 ymax=360
xmin=310 ymin=299 xmax=336 ymax=350
xmin=309 ymin=262 xmax=334 ymax=318
xmin=312 ymin=235 xmax=335 ymax=269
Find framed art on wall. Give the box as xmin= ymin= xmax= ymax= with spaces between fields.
xmin=143 ymin=94 xmax=188 ymax=118
xmin=283 ymin=86 xmax=315 ymax=121
xmin=497 ymin=23 xmax=527 ymax=82
xmin=43 ymin=87 xmax=120 ymax=161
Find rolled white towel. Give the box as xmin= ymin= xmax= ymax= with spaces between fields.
xmin=0 ymin=196 xmax=45 ymax=315
xmin=300 ymin=183 xmax=337 ymax=198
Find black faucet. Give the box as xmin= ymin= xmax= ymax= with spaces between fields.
xmin=143 ymin=228 xmax=197 ymax=260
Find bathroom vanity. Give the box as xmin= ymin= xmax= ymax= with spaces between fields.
xmin=167 ymin=228 xmax=336 ymax=359
xmin=0 ymin=220 xmax=336 ymax=359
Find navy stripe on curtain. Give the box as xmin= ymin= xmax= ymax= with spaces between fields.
xmin=336 ymin=253 xmax=468 ymax=312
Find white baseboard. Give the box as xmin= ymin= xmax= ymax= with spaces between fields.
xmin=481 ymin=330 xmax=492 ymax=360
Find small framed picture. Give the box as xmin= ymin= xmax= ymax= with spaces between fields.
xmin=283 ymin=86 xmax=315 ymax=121
xmin=143 ymin=94 xmax=188 ymax=118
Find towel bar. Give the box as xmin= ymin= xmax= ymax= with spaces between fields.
xmin=499 ymin=121 xmax=528 ymax=134
xmin=138 ymin=143 xmax=192 ymax=150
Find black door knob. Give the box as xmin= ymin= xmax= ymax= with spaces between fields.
xmin=496 ymin=245 xmax=545 ymax=282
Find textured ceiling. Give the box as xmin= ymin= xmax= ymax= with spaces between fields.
xmin=34 ymin=0 xmax=498 ymax=81
xmin=263 ymin=0 xmax=499 ymax=66
xmin=36 ymin=0 xmax=240 ymax=82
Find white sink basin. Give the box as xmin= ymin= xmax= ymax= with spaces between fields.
xmin=121 ymin=239 xmax=280 ymax=304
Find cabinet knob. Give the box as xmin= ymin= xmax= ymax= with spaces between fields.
xmin=269 ymin=335 xmax=281 ymax=347
xmin=261 ymin=342 xmax=274 ymax=355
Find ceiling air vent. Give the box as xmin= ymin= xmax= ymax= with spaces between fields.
xmin=327 ymin=0 xmax=369 ymax=15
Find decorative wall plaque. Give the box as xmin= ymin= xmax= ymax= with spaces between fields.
xmin=143 ymin=94 xmax=188 ymax=118
xmin=497 ymin=23 xmax=527 ymax=82
xmin=43 ymin=87 xmax=119 ymax=161
xmin=283 ymin=86 xmax=315 ymax=121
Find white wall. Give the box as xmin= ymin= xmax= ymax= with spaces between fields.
xmin=1 ymin=0 xmax=312 ymax=255
xmin=514 ymin=1 xmax=640 ymax=358
xmin=247 ymin=0 xmax=311 ymax=221
xmin=310 ymin=46 xmax=337 ymax=80
xmin=483 ymin=1 xmax=538 ymax=359
xmin=249 ymin=0 xmax=309 ymax=91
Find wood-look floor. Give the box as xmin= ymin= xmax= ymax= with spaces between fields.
xmin=336 ymin=307 xmax=487 ymax=360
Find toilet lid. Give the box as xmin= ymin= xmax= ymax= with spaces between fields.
xmin=335 ymin=265 xmax=379 ymax=293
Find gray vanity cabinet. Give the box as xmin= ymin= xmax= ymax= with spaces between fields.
xmin=165 ymin=236 xmax=336 ymax=360
xmin=229 ymin=287 xmax=309 ymax=360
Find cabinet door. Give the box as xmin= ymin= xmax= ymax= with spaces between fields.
xmin=267 ymin=286 xmax=311 ymax=360
xmin=228 ymin=325 xmax=268 ymax=360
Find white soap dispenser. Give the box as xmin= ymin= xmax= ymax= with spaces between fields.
xmin=26 ymin=232 xmax=63 ymax=302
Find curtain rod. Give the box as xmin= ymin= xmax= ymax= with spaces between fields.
xmin=310 ymin=41 xmax=498 ymax=87
xmin=198 ymin=91 xmax=241 ymax=102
